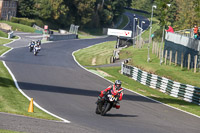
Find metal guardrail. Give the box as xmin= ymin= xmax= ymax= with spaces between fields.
xmin=69 ymin=24 xmax=79 ymax=35
xmin=121 ymin=63 xmax=200 ymax=105
xmin=33 ymin=24 xmax=44 ymax=32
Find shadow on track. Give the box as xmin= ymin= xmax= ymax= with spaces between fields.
xmin=105 ymin=114 xmax=138 ymax=118
xmin=15 ymin=80 xmax=198 ymax=106
xmin=0 ymin=77 xmax=196 ymax=106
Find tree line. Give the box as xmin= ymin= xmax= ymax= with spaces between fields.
xmin=131 ymin=0 xmax=200 ymax=30
xmin=17 ymin=0 xmax=131 ymax=29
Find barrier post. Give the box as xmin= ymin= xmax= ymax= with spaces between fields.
xmin=181 ymin=53 xmax=183 ymax=69
xmin=169 ymin=50 xmax=172 ymax=65
xmin=165 ymin=50 xmax=167 ymax=65
xmin=188 ymin=54 xmax=191 ymax=70
xmin=194 ymin=55 xmax=197 ymax=73
xmin=175 ymin=51 xmax=177 ymax=66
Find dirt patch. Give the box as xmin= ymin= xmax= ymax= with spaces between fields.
xmin=97 ymin=69 xmax=112 ymax=77
xmin=92 ymin=57 xmax=96 ymax=65
xmin=138 ymin=89 xmax=146 ymax=92
xmin=150 ymin=94 xmax=160 ymax=98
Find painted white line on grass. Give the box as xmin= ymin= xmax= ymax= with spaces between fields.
xmin=72 ymin=42 xmax=200 ymax=119
xmin=1 ymin=39 xmax=71 ymax=123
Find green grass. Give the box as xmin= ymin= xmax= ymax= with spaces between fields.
xmin=0 ymin=30 xmax=8 ymax=38
xmin=78 ymin=31 xmax=98 ymax=39
xmin=81 ymin=27 xmax=103 ymax=36
xmin=74 ymin=40 xmax=200 ymax=117
xmin=125 ymin=9 xmax=150 ymax=18
xmin=0 ymin=38 xmax=12 ymax=55
xmin=0 ymin=21 xmax=35 ymax=33
xmin=0 ymin=129 xmax=23 ymax=133
xmin=74 ymin=41 xmax=116 ymax=66
xmin=117 ymin=14 xmax=129 ymax=29
xmin=120 ymin=42 xmax=200 ymax=87
xmin=0 ymin=39 xmax=60 ymax=121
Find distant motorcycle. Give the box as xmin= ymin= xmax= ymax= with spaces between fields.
xmin=34 ymin=46 xmax=39 ymax=56
xmin=29 ymin=44 xmax=34 ymax=52
xmin=95 ymin=89 xmax=119 ymax=116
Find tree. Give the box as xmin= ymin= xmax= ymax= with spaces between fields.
xmin=17 ymin=0 xmax=36 ymax=18
xmin=132 ymin=0 xmax=155 ymax=12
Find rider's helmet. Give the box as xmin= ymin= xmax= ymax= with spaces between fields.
xmin=31 ymin=40 xmax=35 ymax=44
xmin=115 ymin=80 xmax=121 ymax=90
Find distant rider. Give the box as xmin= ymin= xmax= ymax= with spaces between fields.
xmin=35 ymin=40 xmax=41 ymax=50
xmin=29 ymin=40 xmax=35 ymax=47
xmin=98 ymin=80 xmax=124 ymax=109
xmin=36 ymin=40 xmax=41 ymax=46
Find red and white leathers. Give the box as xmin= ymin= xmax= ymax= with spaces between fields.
xmin=99 ymin=84 xmax=124 ymax=109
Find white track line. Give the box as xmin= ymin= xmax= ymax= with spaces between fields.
xmin=1 ymin=38 xmax=71 ymax=123
xmin=72 ymin=42 xmax=200 ymax=119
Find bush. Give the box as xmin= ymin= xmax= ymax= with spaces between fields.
xmin=35 ymin=19 xmax=44 ymax=28
xmin=11 ymin=17 xmax=36 ymax=27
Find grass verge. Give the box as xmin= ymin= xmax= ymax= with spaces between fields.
xmin=0 ymin=30 xmax=8 ymax=38
xmin=0 ymin=129 xmax=23 ymax=133
xmin=120 ymin=42 xmax=200 ymax=87
xmin=0 ymin=38 xmax=12 ymax=55
xmin=0 ymin=21 xmax=35 ymax=33
xmin=74 ymin=40 xmax=200 ymax=117
xmin=0 ymin=39 xmax=60 ymax=121
xmin=74 ymin=41 xmax=116 ymax=66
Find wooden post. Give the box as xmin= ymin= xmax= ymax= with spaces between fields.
xmin=156 ymin=43 xmax=159 ymax=57
xmin=188 ymin=54 xmax=191 ymax=70
xmin=152 ymin=42 xmax=154 ymax=54
xmin=194 ymin=55 xmax=197 ymax=73
xmin=181 ymin=53 xmax=183 ymax=69
xmin=165 ymin=50 xmax=168 ymax=65
xmin=169 ymin=50 xmax=172 ymax=65
xmin=155 ymin=42 xmax=157 ymax=55
xmin=159 ymin=47 xmax=161 ymax=59
xmin=175 ymin=51 xmax=177 ymax=66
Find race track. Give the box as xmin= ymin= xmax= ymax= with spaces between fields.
xmin=1 ymin=12 xmax=200 ymax=133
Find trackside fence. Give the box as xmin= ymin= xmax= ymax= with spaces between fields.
xmin=121 ymin=62 xmax=200 ymax=105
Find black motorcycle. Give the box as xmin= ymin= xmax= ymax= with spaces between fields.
xmin=95 ymin=90 xmax=119 ymax=116
xmin=29 ymin=44 xmax=34 ymax=52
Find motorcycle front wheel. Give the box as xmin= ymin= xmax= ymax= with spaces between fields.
xmin=101 ymin=102 xmax=110 ymax=116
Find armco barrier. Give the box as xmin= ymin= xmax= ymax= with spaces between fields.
xmin=49 ymin=34 xmax=77 ymax=41
xmin=121 ymin=63 xmax=200 ymax=105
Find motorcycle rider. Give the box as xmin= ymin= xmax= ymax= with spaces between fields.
xmin=29 ymin=40 xmax=35 ymax=46
xmin=35 ymin=40 xmax=41 ymax=50
xmin=36 ymin=40 xmax=41 ymax=46
xmin=29 ymin=40 xmax=35 ymax=52
xmin=98 ymin=80 xmax=124 ymax=109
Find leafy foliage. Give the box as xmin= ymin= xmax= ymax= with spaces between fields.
xmin=17 ymin=0 xmax=128 ymax=29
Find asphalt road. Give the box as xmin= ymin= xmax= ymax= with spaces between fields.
xmin=1 ymin=13 xmax=200 ymax=133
